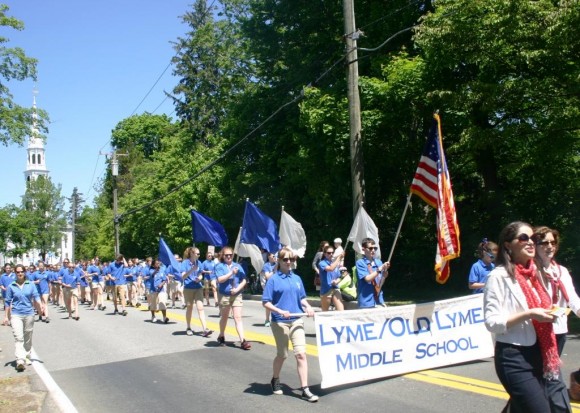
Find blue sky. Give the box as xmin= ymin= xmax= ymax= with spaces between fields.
xmin=1 ymin=0 xmax=193 ymax=207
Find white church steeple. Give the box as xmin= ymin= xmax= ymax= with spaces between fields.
xmin=24 ymin=89 xmax=49 ymax=183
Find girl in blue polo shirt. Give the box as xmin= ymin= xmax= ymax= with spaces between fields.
xmin=262 ymin=247 xmax=318 ymax=402
xmin=5 ymin=264 xmax=42 ymax=371
xmin=318 ymin=244 xmax=345 ymax=312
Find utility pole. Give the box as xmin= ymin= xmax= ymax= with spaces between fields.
xmin=101 ymin=150 xmax=126 ymax=257
xmin=69 ymin=187 xmax=84 ymax=263
xmin=343 ymin=0 xmax=365 ymax=217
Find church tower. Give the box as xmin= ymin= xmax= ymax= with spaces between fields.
xmin=24 ymin=91 xmax=49 ymax=183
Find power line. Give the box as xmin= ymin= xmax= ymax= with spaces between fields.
xmin=119 ymin=92 xmax=303 ymax=219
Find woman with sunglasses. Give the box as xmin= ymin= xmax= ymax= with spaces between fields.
xmin=215 ymin=246 xmax=251 ymax=350
xmin=356 ymin=238 xmax=390 ymax=308
xmin=4 ymin=264 xmax=42 ymax=371
xmin=262 ymin=247 xmax=318 ymax=402
xmin=533 ymin=226 xmax=580 ymax=356
xmin=484 ymin=221 xmax=571 ymax=412
xmin=318 ymin=244 xmax=345 ymax=311
xmin=468 ymin=239 xmax=498 ymax=294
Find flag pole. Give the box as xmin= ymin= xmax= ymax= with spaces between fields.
xmin=386 ymin=193 xmax=412 ymax=263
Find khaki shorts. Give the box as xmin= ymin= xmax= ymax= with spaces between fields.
xmin=320 ymin=288 xmax=341 ymax=299
xmin=203 ymin=279 xmax=210 ymax=291
xmin=271 ymin=318 xmax=306 ymax=358
xmin=148 ymin=292 xmax=167 ymax=311
xmin=183 ymin=288 xmax=204 ymax=305
xmin=114 ymin=285 xmax=127 ymax=301
xmin=63 ymin=286 xmax=79 ymax=299
xmin=219 ymin=293 xmax=243 ymax=308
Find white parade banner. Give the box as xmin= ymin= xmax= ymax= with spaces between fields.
xmin=314 ymin=294 xmax=494 ymax=388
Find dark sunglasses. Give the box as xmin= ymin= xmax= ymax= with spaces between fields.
xmin=281 ymin=257 xmax=295 ymax=263
xmin=325 ymin=251 xmax=334 ymax=255
xmin=15 ymin=270 xmax=25 ymax=274
xmin=366 ymin=246 xmax=377 ymax=251
xmin=515 ymin=233 xmax=532 ymax=243
xmin=224 ymin=254 xmax=233 ymax=258
xmin=537 ymin=240 xmax=557 ymax=247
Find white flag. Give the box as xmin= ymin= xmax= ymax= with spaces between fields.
xmin=279 ymin=209 xmax=307 ymax=258
xmin=234 ymin=227 xmax=264 ymax=274
xmin=347 ymin=206 xmax=381 ymax=258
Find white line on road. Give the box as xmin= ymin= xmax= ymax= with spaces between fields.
xmin=31 ymin=348 xmax=79 ymax=413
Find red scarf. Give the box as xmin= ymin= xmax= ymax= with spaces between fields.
xmin=514 ymin=261 xmax=560 ymax=379
xmin=543 ymin=260 xmax=569 ymax=305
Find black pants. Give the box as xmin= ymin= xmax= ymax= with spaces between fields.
xmin=495 ymin=341 xmax=570 ymax=413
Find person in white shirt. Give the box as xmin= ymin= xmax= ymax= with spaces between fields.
xmin=484 ymin=221 xmax=571 ymax=413
xmin=533 ymin=226 xmax=580 ymax=356
xmin=332 ymin=238 xmax=345 ymax=270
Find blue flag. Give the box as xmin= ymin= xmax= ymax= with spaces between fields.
xmin=190 ymin=209 xmax=229 ymax=247
xmin=241 ymin=201 xmax=280 ymax=253
xmin=158 ymin=237 xmax=181 ymax=270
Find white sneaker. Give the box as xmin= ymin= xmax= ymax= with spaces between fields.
xmin=16 ymin=360 xmax=25 ymax=372
xmin=151 ymin=317 xmax=157 ymax=323
xmin=25 ymin=355 xmax=32 ymax=365
xmin=301 ymin=387 xmax=319 ymax=403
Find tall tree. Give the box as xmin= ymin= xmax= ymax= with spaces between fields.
xmin=20 ymin=176 xmax=66 ymax=262
xmin=0 ymin=4 xmax=49 ymax=145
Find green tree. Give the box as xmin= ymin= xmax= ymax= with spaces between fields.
xmin=75 ymin=193 xmax=115 ymax=261
xmin=0 ymin=4 xmax=49 ymax=145
xmin=20 ymin=176 xmax=66 ymax=262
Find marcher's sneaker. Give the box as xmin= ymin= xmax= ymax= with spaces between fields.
xmin=113 ymin=309 xmax=119 ymax=315
xmin=241 ymin=339 xmax=252 ymax=350
xmin=202 ymin=329 xmax=213 ymax=338
xmin=301 ymin=387 xmax=319 ymax=403
xmin=271 ymin=377 xmax=283 ymax=395
xmin=186 ymin=328 xmax=194 ymax=336
xmin=264 ymin=320 xmax=271 ymax=327
xmin=217 ymin=336 xmax=226 ymax=346
xmin=135 ymin=303 xmax=141 ymax=308
xmin=25 ymin=355 xmax=32 ymax=365
xmin=164 ymin=317 xmax=169 ymax=324
xmin=16 ymin=360 xmax=25 ymax=372
xmin=100 ymin=305 xmax=106 ymax=311
xmin=151 ymin=317 xmax=157 ymax=323
xmin=44 ymin=317 xmax=50 ymax=324
xmin=122 ymin=310 xmax=128 ymax=316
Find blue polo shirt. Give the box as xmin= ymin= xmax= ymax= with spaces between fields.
xmin=125 ymin=266 xmax=138 ymax=282
xmin=62 ymin=269 xmax=80 ymax=288
xmin=109 ymin=262 xmax=129 ymax=286
xmin=87 ymin=265 xmax=102 ymax=283
xmin=215 ymin=262 xmax=246 ymax=295
xmin=31 ymin=269 xmax=50 ymax=295
xmin=262 ymin=270 xmax=306 ymax=323
xmin=318 ymin=258 xmax=340 ymax=295
xmin=78 ymin=267 xmax=89 ymax=287
xmin=468 ymin=259 xmax=494 ymax=294
xmin=1 ymin=272 xmax=16 ymax=298
xmin=182 ymin=260 xmax=203 ymax=289
xmin=356 ymin=257 xmax=385 ymax=308
xmin=153 ymin=271 xmax=168 ymax=293
xmin=201 ymin=259 xmax=216 ymax=281
xmin=5 ymin=280 xmax=40 ymax=316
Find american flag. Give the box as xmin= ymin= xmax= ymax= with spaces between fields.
xmin=410 ymin=113 xmax=460 ymax=283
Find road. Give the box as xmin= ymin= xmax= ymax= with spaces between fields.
xmin=2 ymin=296 xmax=580 ymax=413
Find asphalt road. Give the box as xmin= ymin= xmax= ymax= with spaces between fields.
xmin=2 ymin=296 xmax=580 ymax=413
